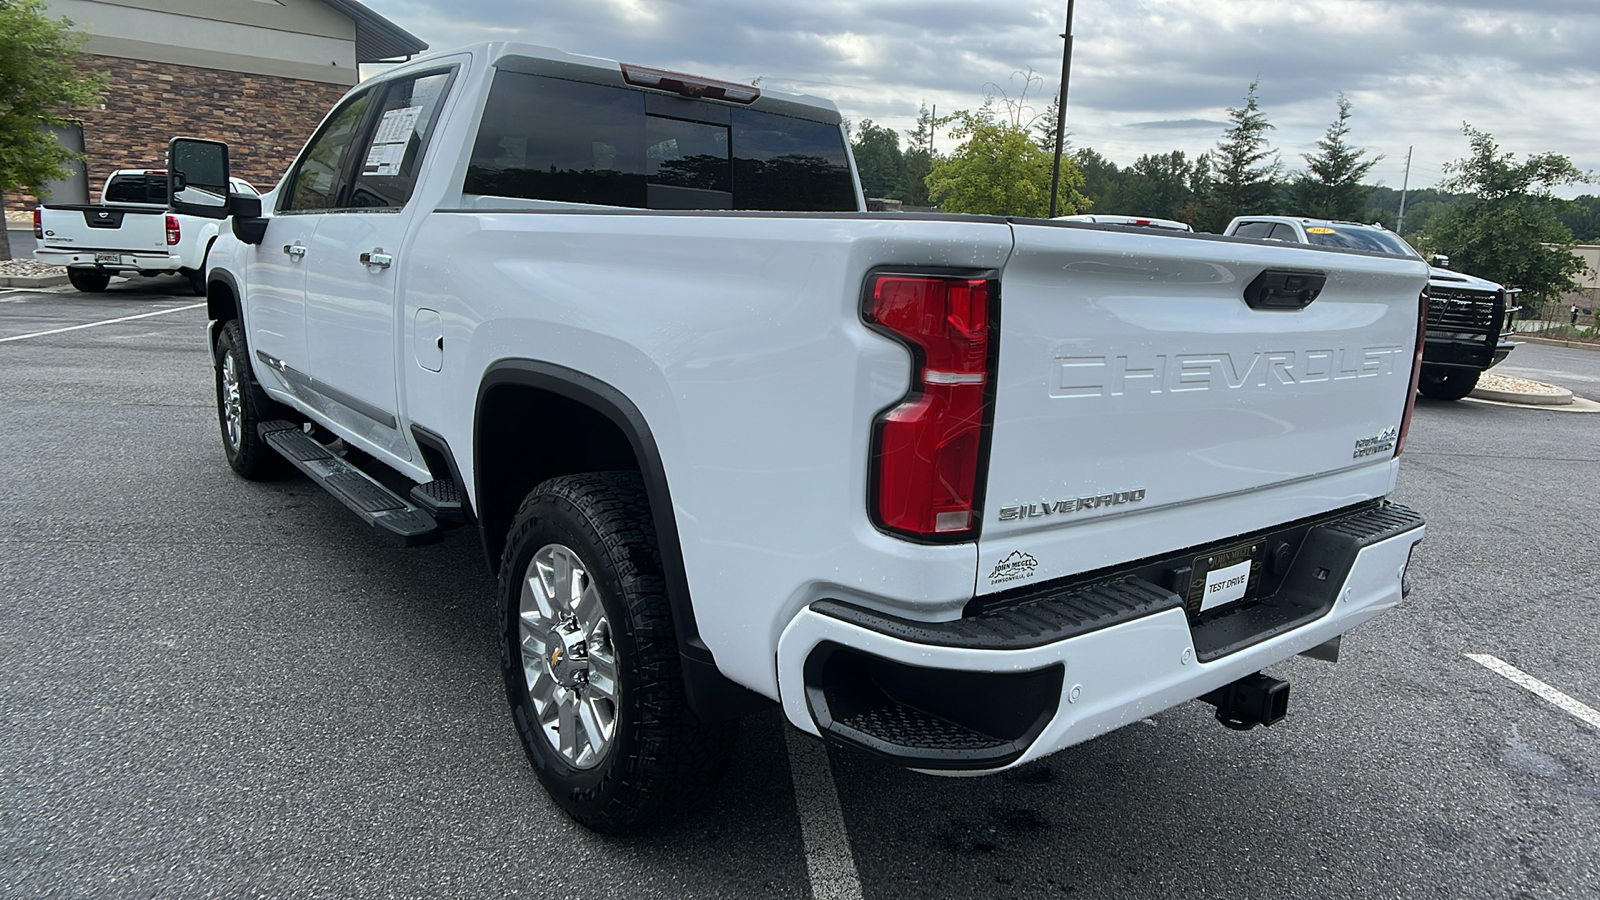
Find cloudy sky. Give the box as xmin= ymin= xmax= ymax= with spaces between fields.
xmin=372 ymin=0 xmax=1600 ymax=197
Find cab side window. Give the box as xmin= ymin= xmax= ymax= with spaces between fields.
xmin=1268 ymin=223 xmax=1303 ymax=242
xmin=1232 ymin=221 xmax=1274 ymax=239
xmin=347 ymin=70 xmax=455 ymax=210
xmin=281 ymin=89 xmax=376 ymax=213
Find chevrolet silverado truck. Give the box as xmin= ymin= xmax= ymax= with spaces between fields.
xmin=1224 ymin=216 xmax=1513 ymax=400
xmin=176 ymin=42 xmax=1428 ymax=833
xmin=33 ymin=169 xmax=258 ymax=294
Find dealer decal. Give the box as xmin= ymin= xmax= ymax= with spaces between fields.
xmin=988 ymin=551 xmax=1039 ymax=586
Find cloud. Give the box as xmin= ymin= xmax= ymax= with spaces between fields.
xmin=371 ymin=0 xmax=1600 ymax=194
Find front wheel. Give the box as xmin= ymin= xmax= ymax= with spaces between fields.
xmin=67 ymin=269 xmax=110 ymax=292
xmin=214 ymin=319 xmax=287 ymax=479
xmin=1418 ymin=365 xmax=1480 ymax=401
xmin=500 ymin=472 xmax=737 ymax=833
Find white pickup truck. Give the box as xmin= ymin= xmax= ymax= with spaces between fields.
xmin=32 ymin=169 xmax=257 ymax=294
xmin=176 ymin=42 xmax=1428 ymax=833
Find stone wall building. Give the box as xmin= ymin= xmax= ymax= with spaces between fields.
xmin=6 ymin=0 xmax=424 ymax=209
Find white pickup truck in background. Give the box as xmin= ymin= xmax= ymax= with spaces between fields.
xmin=33 ymin=169 xmax=258 ymax=294
xmin=171 ymin=42 xmax=1429 ymax=834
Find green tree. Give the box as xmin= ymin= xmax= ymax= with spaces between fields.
xmin=925 ymin=109 xmax=1086 ymax=217
xmin=1071 ymin=147 xmax=1121 ymax=213
xmin=850 ymin=118 xmax=904 ymax=199
xmin=0 ymin=0 xmax=105 ymax=259
xmin=891 ymin=102 xmax=935 ymax=206
xmin=1286 ymin=94 xmax=1380 ymax=220
xmin=1119 ymin=151 xmax=1199 ymax=221
xmin=1034 ymin=91 xmax=1063 ymax=153
xmin=1420 ymin=124 xmax=1593 ymax=310
xmin=1556 ymin=194 xmax=1600 ymax=243
xmin=1194 ymin=79 xmax=1281 ymax=232
xmin=1363 ymin=186 xmax=1473 ymax=236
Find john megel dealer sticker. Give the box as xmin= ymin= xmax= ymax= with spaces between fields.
xmin=989 ymin=550 xmax=1039 ymax=586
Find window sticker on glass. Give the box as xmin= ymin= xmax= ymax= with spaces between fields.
xmin=364 ymin=105 xmax=423 ymax=176
xmin=1306 ymin=226 xmax=1336 ymax=234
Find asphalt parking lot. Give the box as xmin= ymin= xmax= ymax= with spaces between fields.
xmin=3 ymin=282 xmax=1597 ymax=899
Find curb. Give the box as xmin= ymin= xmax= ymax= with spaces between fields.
xmin=1509 ymin=335 xmax=1600 ymax=352
xmin=0 ymin=274 xmax=70 ymax=288
xmin=1470 ymin=384 xmax=1574 ymax=406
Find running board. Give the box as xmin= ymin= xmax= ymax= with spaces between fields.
xmin=259 ymin=421 xmax=443 ymax=546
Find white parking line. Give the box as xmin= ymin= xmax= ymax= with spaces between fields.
xmin=0 ymin=302 xmax=204 ymax=343
xmin=1467 ymin=653 xmax=1600 ymax=730
xmin=784 ymin=727 xmax=865 ymax=900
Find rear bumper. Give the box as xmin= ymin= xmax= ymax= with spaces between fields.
xmin=34 ymin=247 xmax=182 ymax=272
xmin=776 ymin=502 xmax=1424 ymax=772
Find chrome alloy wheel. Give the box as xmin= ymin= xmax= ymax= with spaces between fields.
xmin=518 ymin=543 xmax=619 ymax=769
xmin=221 ymin=348 xmax=244 ymax=452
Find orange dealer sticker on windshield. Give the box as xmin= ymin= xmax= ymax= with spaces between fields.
xmin=1306 ymin=227 xmax=1336 ymax=234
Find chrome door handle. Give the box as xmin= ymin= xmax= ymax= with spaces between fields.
xmin=283 ymin=244 xmax=306 ymax=258
xmin=360 ymin=249 xmax=393 ymax=269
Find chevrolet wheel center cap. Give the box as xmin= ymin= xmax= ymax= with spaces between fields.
xmin=546 ymin=623 xmax=588 ymax=688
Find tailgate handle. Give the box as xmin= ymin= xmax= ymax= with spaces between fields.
xmin=1244 ymin=269 xmax=1325 ymax=310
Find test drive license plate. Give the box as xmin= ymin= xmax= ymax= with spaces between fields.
xmin=1188 ymin=541 xmax=1265 ymax=615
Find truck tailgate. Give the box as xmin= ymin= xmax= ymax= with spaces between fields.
xmin=977 ymin=223 xmax=1428 ymax=593
xmin=36 ymin=205 xmax=168 ymax=253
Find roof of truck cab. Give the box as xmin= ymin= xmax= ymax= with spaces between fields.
xmin=390 ymin=42 xmax=843 ymax=123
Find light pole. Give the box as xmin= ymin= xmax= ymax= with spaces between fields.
xmin=1047 ymin=0 xmax=1076 ymax=218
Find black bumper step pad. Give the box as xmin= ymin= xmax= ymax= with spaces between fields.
xmin=409 ymin=478 xmax=465 ymax=524
xmin=259 ymin=421 xmax=442 ymax=547
xmin=803 ymin=644 xmax=1062 ymax=770
xmin=812 ymin=501 xmax=1422 ymax=660
xmin=812 ymin=576 xmax=1181 ymax=652
xmin=1189 ymin=502 xmax=1423 ymax=661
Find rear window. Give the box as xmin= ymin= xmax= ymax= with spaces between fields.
xmin=465 ymin=70 xmax=856 ymax=212
xmin=103 ymin=175 xmax=167 ymax=205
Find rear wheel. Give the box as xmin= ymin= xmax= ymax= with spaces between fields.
xmin=500 ymin=472 xmax=737 ymax=834
xmin=184 ymin=267 xmax=205 ymax=296
xmin=67 ymin=269 xmax=110 ymax=293
xmin=1418 ymin=365 xmax=1480 ymax=401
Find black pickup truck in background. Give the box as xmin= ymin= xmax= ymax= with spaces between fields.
xmin=1223 ymin=216 xmax=1513 ymax=400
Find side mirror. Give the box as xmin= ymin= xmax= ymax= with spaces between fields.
xmin=229 ymin=193 xmax=268 ymax=245
xmin=167 ymin=137 xmax=230 ymax=219
xmin=1430 ymin=254 xmax=1451 ymax=269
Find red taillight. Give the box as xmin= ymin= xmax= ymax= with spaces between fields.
xmin=1396 ymin=289 xmax=1428 ymax=456
xmin=33 ymin=208 xmax=43 ymax=239
xmin=866 ymin=273 xmax=995 ymax=539
xmin=165 ymin=214 xmax=180 ymax=246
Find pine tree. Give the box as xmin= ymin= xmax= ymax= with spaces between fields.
xmin=1195 ymin=79 xmax=1281 ymax=232
xmin=892 ymin=103 xmax=936 ymax=206
xmin=1287 ymin=95 xmax=1380 ymax=221
xmin=1035 ymin=91 xmax=1065 ymax=154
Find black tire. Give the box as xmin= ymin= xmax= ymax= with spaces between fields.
xmin=1417 ymin=364 xmax=1480 ymax=401
xmin=499 ymin=472 xmax=738 ymax=834
xmin=67 ymin=269 xmax=110 ymax=293
xmin=188 ymin=240 xmax=214 ymax=297
xmin=214 ymin=319 xmax=289 ymax=479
